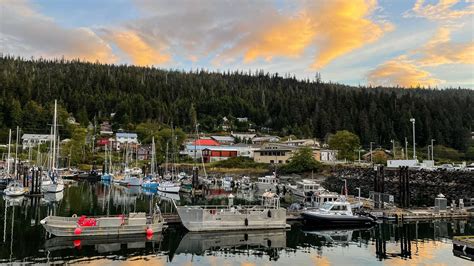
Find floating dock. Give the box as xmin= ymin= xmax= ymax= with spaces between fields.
xmin=369 ymin=209 xmax=473 ymax=221
xmin=453 ymin=236 xmax=474 ymax=261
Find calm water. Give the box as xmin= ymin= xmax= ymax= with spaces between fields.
xmin=0 ymin=181 xmax=472 ymax=265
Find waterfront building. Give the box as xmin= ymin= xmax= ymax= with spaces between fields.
xmin=21 ymin=134 xmax=53 ymax=149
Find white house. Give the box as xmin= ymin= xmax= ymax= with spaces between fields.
xmin=252 ymin=135 xmax=280 ymax=145
xmin=114 ymin=132 xmax=139 ymax=150
xmin=283 ymin=139 xmax=320 ymax=147
xmin=21 ymin=134 xmax=53 ymax=149
xmin=320 ymin=149 xmax=337 ymax=162
xmin=231 ymin=132 xmax=256 ymax=143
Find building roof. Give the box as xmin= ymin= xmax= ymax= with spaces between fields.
xmin=202 ymin=147 xmax=240 ymax=152
xmin=21 ymin=134 xmax=53 ymax=140
xmin=192 ymin=139 xmax=220 ymax=146
xmin=116 ymin=132 xmax=138 ymax=138
xmin=252 ymin=136 xmax=280 ymax=142
xmin=211 ymin=135 xmax=235 ymax=142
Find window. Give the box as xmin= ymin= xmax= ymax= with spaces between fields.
xmin=270 ymin=160 xmax=274 ymax=163
xmin=278 ymin=160 xmax=282 ymax=164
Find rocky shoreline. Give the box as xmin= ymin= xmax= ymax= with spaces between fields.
xmin=322 ymin=166 xmax=474 ymax=207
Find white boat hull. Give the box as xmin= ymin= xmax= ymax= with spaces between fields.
xmin=42 ymin=182 xmax=65 ymax=193
xmin=157 ymin=185 xmax=180 ymax=193
xmin=176 ymin=206 xmax=287 ymax=232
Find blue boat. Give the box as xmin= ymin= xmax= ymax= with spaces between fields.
xmin=142 ymin=179 xmax=159 ymax=189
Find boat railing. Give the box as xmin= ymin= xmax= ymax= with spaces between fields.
xmin=181 ymin=205 xmax=274 ymax=210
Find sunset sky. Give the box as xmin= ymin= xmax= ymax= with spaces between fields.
xmin=1 ymin=0 xmax=473 ymax=88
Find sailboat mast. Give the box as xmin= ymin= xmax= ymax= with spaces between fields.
xmin=6 ymin=129 xmax=11 ymax=176
xmin=14 ymin=126 xmax=19 ymax=177
xmin=151 ymin=137 xmax=155 ymax=176
xmin=52 ymin=100 xmax=57 ymax=171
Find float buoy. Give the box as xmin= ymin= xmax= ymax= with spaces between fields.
xmin=73 ymin=239 xmax=81 ymax=248
xmin=74 ymin=227 xmax=82 ymax=235
xmin=267 ymin=210 xmax=272 ymax=218
xmin=146 ymin=227 xmax=153 ymax=236
xmin=244 ymin=218 xmax=249 ymax=226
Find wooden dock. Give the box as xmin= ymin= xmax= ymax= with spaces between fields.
xmin=370 ymin=209 xmax=473 ymax=221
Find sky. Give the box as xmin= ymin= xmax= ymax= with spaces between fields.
xmin=1 ymin=0 xmax=473 ymax=88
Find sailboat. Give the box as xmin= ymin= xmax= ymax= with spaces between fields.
xmin=41 ymin=100 xmax=65 ymax=193
xmin=142 ymin=137 xmax=159 ymax=189
xmin=157 ymin=128 xmax=180 ymax=194
xmin=4 ymin=180 xmax=26 ymax=197
xmin=101 ymin=143 xmax=114 ymax=182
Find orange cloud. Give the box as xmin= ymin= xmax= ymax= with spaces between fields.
xmin=310 ymin=0 xmax=392 ymax=69
xmin=368 ymin=57 xmax=443 ymax=87
xmin=410 ymin=0 xmax=474 ymax=21
xmin=107 ymin=31 xmax=170 ymax=66
xmin=244 ymin=13 xmax=315 ymax=62
xmin=417 ymin=27 xmax=474 ymax=66
xmin=221 ymin=0 xmax=391 ymax=69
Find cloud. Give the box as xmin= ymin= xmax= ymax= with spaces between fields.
xmin=104 ymin=30 xmax=170 ymax=66
xmin=407 ymin=0 xmax=474 ymax=21
xmin=368 ymin=56 xmax=444 ymax=87
xmin=0 ymin=0 xmax=116 ymax=63
xmin=416 ymin=27 xmax=474 ymax=66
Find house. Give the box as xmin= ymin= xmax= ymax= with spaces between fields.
xmin=67 ymin=115 xmax=79 ymax=125
xmin=100 ymin=121 xmax=113 ymax=135
xmin=202 ymin=147 xmax=239 ymax=163
xmin=21 ymin=134 xmax=53 ymax=149
xmin=138 ymin=145 xmax=152 ymax=160
xmin=362 ymin=148 xmax=393 ymax=162
xmin=251 ymin=135 xmax=281 ymax=145
xmin=114 ymin=132 xmax=139 ymax=151
xmin=211 ymin=135 xmax=235 ymax=145
xmin=320 ymin=149 xmax=338 ymax=162
xmin=283 ymin=139 xmax=320 ymax=147
xmin=254 ymin=143 xmax=324 ymax=164
xmin=253 ymin=144 xmax=295 ymax=164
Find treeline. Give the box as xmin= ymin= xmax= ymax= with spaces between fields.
xmin=0 ymin=55 xmax=472 ymax=152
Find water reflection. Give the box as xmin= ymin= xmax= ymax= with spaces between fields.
xmin=0 ymin=181 xmax=471 ymax=264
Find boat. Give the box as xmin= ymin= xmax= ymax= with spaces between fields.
xmin=221 ymin=176 xmax=233 ymax=188
xmin=142 ymin=179 xmax=159 ymax=189
xmin=141 ymin=137 xmax=158 ymax=189
xmin=307 ymin=190 xmax=340 ymax=208
xmin=40 ymin=205 xmax=166 ymax=237
xmin=176 ymin=229 xmax=286 ymax=256
xmin=4 ymin=181 xmax=26 ymax=197
xmin=157 ymin=181 xmax=180 ymax=193
xmin=101 ymin=143 xmax=114 ymax=182
xmin=301 ymin=200 xmax=375 ymax=228
xmin=289 ymin=179 xmax=321 ymax=198
xmin=256 ymin=173 xmax=278 ymax=192
xmin=238 ymin=176 xmax=251 ymax=190
xmin=120 ymin=173 xmax=143 ymax=186
xmin=41 ymin=173 xmax=65 ymax=193
xmin=175 ymin=192 xmax=288 ymax=232
xmin=44 ymin=233 xmax=163 ymax=253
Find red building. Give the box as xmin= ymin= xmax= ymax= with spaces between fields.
xmin=202 ymin=147 xmax=238 ymax=163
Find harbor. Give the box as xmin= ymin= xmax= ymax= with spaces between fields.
xmin=0 ymin=180 xmax=472 ymax=264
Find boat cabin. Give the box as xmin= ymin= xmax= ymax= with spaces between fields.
xmin=319 ymin=201 xmax=353 ymax=216
xmin=296 ymin=179 xmax=320 ymax=192
xmin=311 ymin=191 xmax=340 ymax=207
xmin=257 ymin=175 xmax=278 ymax=185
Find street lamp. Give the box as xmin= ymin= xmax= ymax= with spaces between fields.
xmin=390 ymin=139 xmax=395 ymax=158
xmin=405 ymin=137 xmax=408 ymax=159
xmin=356 ymin=187 xmax=361 ymax=206
xmin=410 ymin=118 xmax=416 ymax=160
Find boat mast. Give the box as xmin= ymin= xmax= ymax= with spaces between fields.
xmin=6 ymin=129 xmax=11 ymax=177
xmin=14 ymin=126 xmax=19 ymax=177
xmin=151 ymin=137 xmax=156 ymax=177
xmin=52 ymin=100 xmax=57 ymax=173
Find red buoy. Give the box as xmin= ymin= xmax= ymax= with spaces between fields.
xmin=73 ymin=239 xmax=81 ymax=248
xmin=74 ymin=227 xmax=82 ymax=235
xmin=146 ymin=228 xmax=153 ymax=236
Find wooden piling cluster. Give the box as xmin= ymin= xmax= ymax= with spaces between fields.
xmin=398 ymin=166 xmax=410 ymax=208
xmin=27 ymin=168 xmax=43 ymax=197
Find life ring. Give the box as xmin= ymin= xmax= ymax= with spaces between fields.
xmin=72 ymin=214 xmax=77 ymax=218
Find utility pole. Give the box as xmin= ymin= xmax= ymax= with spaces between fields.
xmin=431 ymin=139 xmax=435 ymax=162
xmin=410 ymin=118 xmax=416 ymax=160
xmin=370 ymin=142 xmax=374 ymax=164
xmin=427 ymin=145 xmax=431 ymax=160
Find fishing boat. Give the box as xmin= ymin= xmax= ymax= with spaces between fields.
xmin=221 ymin=176 xmax=233 ymax=188
xmin=289 ymin=179 xmax=321 ymax=198
xmin=238 ymin=176 xmax=251 ymax=190
xmin=256 ymin=173 xmax=278 ymax=192
xmin=175 ymin=192 xmax=288 ymax=232
xmin=4 ymin=181 xmax=26 ymax=197
xmin=40 ymin=205 xmax=166 ymax=237
xmin=157 ymin=181 xmax=180 ymax=193
xmin=301 ymin=200 xmax=375 ymax=228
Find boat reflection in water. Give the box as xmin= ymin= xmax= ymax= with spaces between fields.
xmin=176 ymin=229 xmax=286 ymax=260
xmin=301 ymin=227 xmax=372 ymax=247
xmin=44 ymin=233 xmax=163 ymax=254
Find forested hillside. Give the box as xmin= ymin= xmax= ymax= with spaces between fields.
xmin=0 ymin=56 xmax=472 ymax=151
